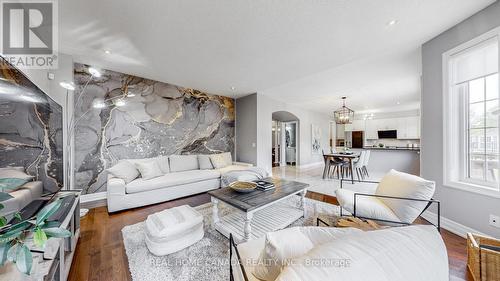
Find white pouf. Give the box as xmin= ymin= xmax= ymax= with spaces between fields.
xmin=145 ymin=205 xmax=204 ymax=256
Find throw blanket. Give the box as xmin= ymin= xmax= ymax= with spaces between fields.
xmin=221 ymin=167 xmax=269 ymax=187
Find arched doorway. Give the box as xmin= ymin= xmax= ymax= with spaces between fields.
xmin=272 ymin=111 xmax=299 ymax=167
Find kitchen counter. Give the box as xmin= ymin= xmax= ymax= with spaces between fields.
xmin=363 ymin=146 xmax=420 ymax=152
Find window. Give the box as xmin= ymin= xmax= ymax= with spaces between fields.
xmin=464 ymin=73 xmax=499 ymax=184
xmin=443 ymin=27 xmax=500 ymax=197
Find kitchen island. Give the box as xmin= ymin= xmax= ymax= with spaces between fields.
xmin=351 ymin=147 xmax=420 ymax=176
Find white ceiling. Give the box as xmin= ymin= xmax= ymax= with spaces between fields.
xmin=261 ymin=47 xmax=423 ymax=115
xmin=59 ymin=0 xmax=496 ymax=114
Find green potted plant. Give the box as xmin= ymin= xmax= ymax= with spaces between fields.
xmin=0 ymin=188 xmax=71 ymax=275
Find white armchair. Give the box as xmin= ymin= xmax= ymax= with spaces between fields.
xmin=334 ymin=169 xmax=440 ymax=229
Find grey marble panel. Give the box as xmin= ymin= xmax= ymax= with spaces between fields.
xmin=73 ymin=63 xmax=235 ymax=194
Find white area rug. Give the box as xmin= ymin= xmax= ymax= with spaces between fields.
xmin=122 ymin=196 xmax=339 ymax=281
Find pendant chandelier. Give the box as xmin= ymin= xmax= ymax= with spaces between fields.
xmin=334 ymin=96 xmax=355 ymax=124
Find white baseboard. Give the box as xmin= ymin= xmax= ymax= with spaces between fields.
xmin=298 ymin=161 xmax=324 ymax=170
xmin=421 ymin=210 xmax=488 ymax=238
xmin=80 ymin=192 xmax=107 ymax=209
xmin=81 ymin=191 xmax=106 ymax=202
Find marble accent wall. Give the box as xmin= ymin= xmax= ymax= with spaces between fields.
xmin=73 ymin=63 xmax=235 ymax=194
xmin=0 ymin=58 xmax=64 ymax=192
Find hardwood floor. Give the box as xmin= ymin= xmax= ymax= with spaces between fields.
xmin=68 ymin=190 xmax=471 ymax=281
xmin=68 ymin=193 xmax=211 ymax=281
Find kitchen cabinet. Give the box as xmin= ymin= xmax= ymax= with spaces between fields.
xmin=345 ymin=120 xmax=365 ymax=132
xmin=407 ymin=116 xmax=420 ymax=139
xmin=397 ymin=116 xmax=420 ymax=139
xmin=365 ymin=119 xmax=379 ymax=140
xmin=365 ymin=116 xmax=420 ymax=140
xmin=376 ymin=118 xmax=398 ymax=130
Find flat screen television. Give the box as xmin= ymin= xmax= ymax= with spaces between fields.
xmin=0 ymin=56 xmax=63 ymax=192
xmin=0 ymin=56 xmax=65 ymax=231
xmin=378 ymin=130 xmax=397 ymax=139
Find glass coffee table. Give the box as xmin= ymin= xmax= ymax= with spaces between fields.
xmin=208 ymin=177 xmax=308 ymax=243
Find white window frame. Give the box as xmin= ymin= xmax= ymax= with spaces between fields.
xmin=443 ymin=26 xmax=500 ymax=199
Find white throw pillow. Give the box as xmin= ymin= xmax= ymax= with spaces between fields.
xmin=107 ymin=160 xmax=140 ymax=184
xmin=198 ymin=155 xmax=214 ymax=170
xmin=169 ymin=155 xmax=199 ymax=172
xmin=135 ymin=160 xmax=163 ymax=180
xmin=299 ymin=226 xmax=363 ymax=246
xmin=375 ymin=169 xmax=436 ymax=224
xmin=209 ymin=152 xmax=232 ymax=169
xmin=156 ymin=156 xmax=170 ymax=174
xmin=253 ymin=227 xmax=314 ymax=281
xmin=0 ymin=169 xmax=34 ymax=181
xmin=335 ymin=189 xmax=402 ymax=224
xmin=127 ymin=157 xmax=168 ymax=173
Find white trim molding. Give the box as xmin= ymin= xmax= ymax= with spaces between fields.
xmin=80 ymin=192 xmax=107 ymax=209
xmin=421 ymin=211 xmax=489 ymax=238
xmin=442 ymin=181 xmax=500 ymax=199
xmin=80 ymin=191 xmax=107 ymax=203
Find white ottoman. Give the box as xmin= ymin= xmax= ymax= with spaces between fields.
xmin=145 ymin=205 xmax=204 ymax=256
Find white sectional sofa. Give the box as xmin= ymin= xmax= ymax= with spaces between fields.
xmin=0 ymin=167 xmax=43 ymax=220
xmin=106 ymin=153 xmax=254 ymax=212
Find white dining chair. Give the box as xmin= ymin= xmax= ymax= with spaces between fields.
xmin=362 ymin=150 xmax=371 ymax=178
xmin=353 ymin=150 xmax=366 ymax=181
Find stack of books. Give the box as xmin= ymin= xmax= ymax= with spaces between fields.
xmin=254 ymin=180 xmax=275 ymax=190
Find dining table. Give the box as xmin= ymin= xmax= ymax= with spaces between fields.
xmin=323 ymin=152 xmax=360 ymax=184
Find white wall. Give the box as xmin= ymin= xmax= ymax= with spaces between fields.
xmin=20 ymin=53 xmax=74 ymax=105
xmin=18 ymin=53 xmax=75 ymax=189
xmin=256 ymin=93 xmax=330 ymax=173
xmin=421 ymin=1 xmax=500 ymax=237
xmin=235 ymin=94 xmax=258 ymax=165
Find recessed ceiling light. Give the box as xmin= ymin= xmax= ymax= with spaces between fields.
xmin=397 ymin=101 xmax=401 ymax=105
xmin=230 ymin=86 xmax=236 ymax=90
xmin=59 ymin=81 xmax=75 ymax=91
xmin=104 ymin=49 xmax=111 ymax=54
xmin=88 ymin=67 xmax=102 ymax=77
xmin=387 ymin=19 xmax=398 ymax=26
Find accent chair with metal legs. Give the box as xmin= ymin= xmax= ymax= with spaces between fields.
xmin=334 ymin=169 xmax=441 ymax=231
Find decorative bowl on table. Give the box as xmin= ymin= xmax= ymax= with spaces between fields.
xmin=228 ymin=181 xmax=257 ymax=193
